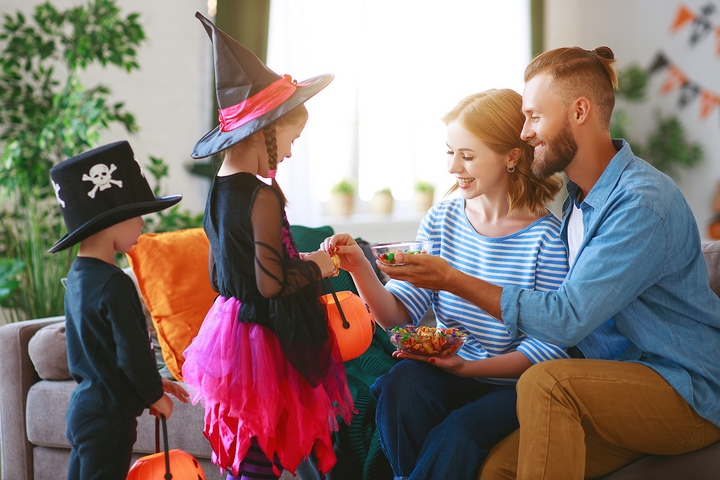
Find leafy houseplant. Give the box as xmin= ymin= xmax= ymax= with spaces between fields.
xmin=329 ymin=179 xmax=355 ymax=216
xmin=610 ymin=64 xmax=703 ymax=179
xmin=0 ymin=0 xmax=145 ymax=322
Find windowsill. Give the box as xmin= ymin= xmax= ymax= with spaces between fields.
xmin=319 ymin=199 xmax=427 ymax=243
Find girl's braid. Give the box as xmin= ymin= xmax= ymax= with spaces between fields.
xmin=262 ymin=122 xmax=287 ymax=205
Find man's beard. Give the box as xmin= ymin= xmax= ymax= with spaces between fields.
xmin=531 ymin=120 xmax=577 ymax=178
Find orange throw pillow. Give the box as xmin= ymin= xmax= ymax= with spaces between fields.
xmin=126 ymin=228 xmax=216 ymax=381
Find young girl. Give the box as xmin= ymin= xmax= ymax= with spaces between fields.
xmin=323 ymin=89 xmax=569 ymax=480
xmin=181 ymin=13 xmax=353 ymax=480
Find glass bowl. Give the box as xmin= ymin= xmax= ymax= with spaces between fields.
xmin=386 ymin=325 xmax=467 ymax=356
xmin=370 ymin=241 xmax=432 ymax=266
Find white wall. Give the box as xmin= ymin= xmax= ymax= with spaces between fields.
xmin=545 ymin=0 xmax=720 ymax=239
xmin=0 ymin=0 xmax=213 ymax=214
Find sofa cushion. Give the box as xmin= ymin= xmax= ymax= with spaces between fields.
xmin=126 ymin=228 xmax=217 ymax=381
xmin=26 ymin=379 xmax=213 ymax=459
xmin=702 ymin=241 xmax=720 ymax=297
xmin=28 ymin=323 xmax=71 ymax=381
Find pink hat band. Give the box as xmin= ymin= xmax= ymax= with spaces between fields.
xmin=218 ymin=75 xmax=297 ymax=133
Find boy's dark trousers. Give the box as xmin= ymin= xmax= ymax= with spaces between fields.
xmin=66 ymin=403 xmax=138 ymax=480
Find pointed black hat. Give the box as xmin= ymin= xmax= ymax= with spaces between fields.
xmin=48 ymin=141 xmax=182 ymax=253
xmin=191 ymin=12 xmax=333 ymax=159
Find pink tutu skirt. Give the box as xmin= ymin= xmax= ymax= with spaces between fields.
xmin=182 ymin=296 xmax=354 ymax=477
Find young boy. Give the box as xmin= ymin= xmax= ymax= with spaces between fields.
xmin=49 ymin=140 xmax=189 ymax=480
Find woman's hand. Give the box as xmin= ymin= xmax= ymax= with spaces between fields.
xmin=321 ymin=233 xmax=368 ymax=273
xmin=162 ymin=378 xmax=189 ymax=403
xmin=393 ymin=351 xmax=470 ymax=375
xmin=378 ymin=252 xmax=456 ymax=290
xmin=303 ymin=250 xmax=336 ymax=278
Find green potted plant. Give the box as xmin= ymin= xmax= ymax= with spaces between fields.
xmin=0 ymin=0 xmax=145 ymax=322
xmin=328 ymin=179 xmax=355 ymax=216
xmin=414 ymin=180 xmax=435 ymax=214
xmin=371 ymin=187 xmax=394 ymax=215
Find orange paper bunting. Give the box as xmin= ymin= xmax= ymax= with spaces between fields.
xmin=671 ymin=4 xmax=696 ymax=32
xmin=700 ymin=90 xmax=720 ymax=119
xmin=660 ymin=65 xmax=687 ymax=94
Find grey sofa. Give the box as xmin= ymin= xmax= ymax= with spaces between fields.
xmin=1 ymin=242 xmax=719 ymax=480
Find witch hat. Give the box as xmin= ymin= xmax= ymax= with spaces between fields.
xmin=191 ymin=12 xmax=333 ymax=159
xmin=49 ymin=141 xmax=182 ymax=253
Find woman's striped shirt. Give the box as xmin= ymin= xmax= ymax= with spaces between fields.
xmin=385 ymin=198 xmax=570 ymax=385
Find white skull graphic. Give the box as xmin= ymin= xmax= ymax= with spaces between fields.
xmin=52 ymin=180 xmax=65 ymax=208
xmin=82 ymin=163 xmax=123 ymax=198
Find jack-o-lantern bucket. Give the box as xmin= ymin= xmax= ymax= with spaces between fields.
xmin=320 ymin=290 xmax=375 ymax=361
xmin=126 ymin=416 xmax=206 ymax=480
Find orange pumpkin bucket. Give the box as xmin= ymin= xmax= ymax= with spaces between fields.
xmin=320 ymin=290 xmax=375 ymax=361
xmin=126 ymin=416 xmax=206 ymax=480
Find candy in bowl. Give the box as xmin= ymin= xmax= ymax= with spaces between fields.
xmin=370 ymin=241 xmax=432 ymax=266
xmin=386 ymin=325 xmax=467 ymax=356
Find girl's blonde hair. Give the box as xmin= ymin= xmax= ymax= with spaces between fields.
xmin=442 ymin=89 xmax=563 ymax=216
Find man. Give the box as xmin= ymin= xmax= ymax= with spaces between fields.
xmin=380 ymin=46 xmax=720 ymax=479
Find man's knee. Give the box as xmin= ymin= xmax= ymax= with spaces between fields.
xmin=478 ymin=429 xmax=519 ymax=480
xmin=516 ymin=359 xmax=580 ymax=399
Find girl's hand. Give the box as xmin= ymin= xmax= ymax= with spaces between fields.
xmin=162 ymin=378 xmax=189 ymax=403
xmin=303 ymin=250 xmax=336 ymax=278
xmin=392 ymin=351 xmax=469 ymax=375
xmin=321 ymin=233 xmax=367 ymax=273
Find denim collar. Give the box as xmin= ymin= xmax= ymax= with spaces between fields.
xmin=566 ymin=139 xmax=633 ymax=210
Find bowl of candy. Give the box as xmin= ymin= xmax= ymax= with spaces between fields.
xmin=370 ymin=241 xmax=432 ymax=266
xmin=386 ymin=325 xmax=468 ymax=356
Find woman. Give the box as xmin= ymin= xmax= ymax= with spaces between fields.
xmin=323 ymin=89 xmax=568 ymax=480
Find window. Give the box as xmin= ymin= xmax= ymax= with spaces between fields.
xmin=266 ymin=0 xmax=531 ymax=226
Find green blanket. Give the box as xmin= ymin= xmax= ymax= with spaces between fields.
xmin=291 ymin=225 xmax=397 ymax=480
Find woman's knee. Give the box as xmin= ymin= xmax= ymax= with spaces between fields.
xmin=371 ymin=360 xmax=447 ymax=408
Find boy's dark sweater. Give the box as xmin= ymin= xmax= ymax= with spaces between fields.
xmin=65 ymin=256 xmax=163 ymax=418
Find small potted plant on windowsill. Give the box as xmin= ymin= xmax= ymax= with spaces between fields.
xmin=328 ymin=179 xmax=355 ymax=216
xmin=371 ymin=187 xmax=394 ymax=215
xmin=414 ymin=181 xmax=435 ymax=214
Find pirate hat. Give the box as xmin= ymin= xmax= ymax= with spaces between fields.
xmin=191 ymin=12 xmax=334 ymax=159
xmin=48 ymin=141 xmax=182 ymax=253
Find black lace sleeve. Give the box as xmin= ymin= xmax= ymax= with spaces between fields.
xmin=250 ymin=187 xmax=322 ymax=298
xmin=249 ymin=186 xmax=332 ymax=386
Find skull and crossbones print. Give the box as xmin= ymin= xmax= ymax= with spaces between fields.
xmin=82 ymin=163 xmax=123 ymax=198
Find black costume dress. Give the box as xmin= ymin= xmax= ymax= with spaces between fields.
xmin=182 ymin=173 xmax=353 ymax=477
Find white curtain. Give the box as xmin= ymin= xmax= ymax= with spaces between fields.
xmin=266 ymin=0 xmax=531 ymax=226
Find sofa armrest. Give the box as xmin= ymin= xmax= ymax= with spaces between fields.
xmin=0 ymin=316 xmax=65 ymax=480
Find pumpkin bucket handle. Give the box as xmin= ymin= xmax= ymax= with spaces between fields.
xmin=323 ymin=279 xmax=350 ymax=329
xmin=156 ymin=415 xmax=172 ymax=480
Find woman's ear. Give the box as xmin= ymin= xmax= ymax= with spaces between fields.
xmin=507 ymin=147 xmax=521 ymax=169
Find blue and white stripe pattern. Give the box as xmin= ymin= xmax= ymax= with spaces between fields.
xmin=386 ymin=198 xmax=570 ymax=385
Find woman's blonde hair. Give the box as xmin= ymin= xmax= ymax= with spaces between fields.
xmin=442 ymin=89 xmax=563 ymax=216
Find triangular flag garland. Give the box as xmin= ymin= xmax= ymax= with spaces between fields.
xmin=648 ymin=51 xmax=720 ymax=122
xmin=670 ymin=2 xmax=720 ymax=53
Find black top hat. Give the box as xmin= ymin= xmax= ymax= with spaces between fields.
xmin=191 ymin=12 xmax=334 ymax=159
xmin=48 ymin=141 xmax=182 ymax=253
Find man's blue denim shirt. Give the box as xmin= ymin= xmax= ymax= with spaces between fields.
xmin=501 ymin=140 xmax=720 ymax=427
